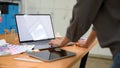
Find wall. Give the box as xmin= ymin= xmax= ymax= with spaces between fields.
xmin=22 ymin=0 xmax=112 ymax=57
xmin=22 ymin=0 xmax=76 ymax=36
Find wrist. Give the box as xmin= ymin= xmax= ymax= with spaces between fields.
xmin=82 ymin=44 xmax=89 ymax=48
xmin=59 ymin=37 xmax=70 ymax=47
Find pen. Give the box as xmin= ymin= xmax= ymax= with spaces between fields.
xmin=14 ymin=58 xmax=42 ymax=63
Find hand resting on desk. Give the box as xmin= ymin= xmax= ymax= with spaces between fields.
xmin=49 ymin=37 xmax=64 ymax=47
xmin=75 ymin=39 xmax=88 ymax=48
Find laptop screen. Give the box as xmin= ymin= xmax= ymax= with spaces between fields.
xmin=15 ymin=14 xmax=55 ymax=42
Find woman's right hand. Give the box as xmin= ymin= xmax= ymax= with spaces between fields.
xmin=49 ymin=37 xmax=64 ymax=47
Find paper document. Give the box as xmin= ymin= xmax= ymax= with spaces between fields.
xmin=0 ymin=44 xmax=35 ymax=56
xmin=0 ymin=39 xmax=6 ymax=46
xmin=8 ymin=44 xmax=35 ymax=55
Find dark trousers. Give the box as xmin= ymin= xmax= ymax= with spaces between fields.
xmin=111 ymin=52 xmax=120 ymax=68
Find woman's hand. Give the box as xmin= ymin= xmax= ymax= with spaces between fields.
xmin=75 ymin=39 xmax=89 ymax=48
xmin=49 ymin=37 xmax=64 ymax=47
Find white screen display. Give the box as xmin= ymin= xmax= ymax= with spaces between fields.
xmin=15 ymin=14 xmax=55 ymax=42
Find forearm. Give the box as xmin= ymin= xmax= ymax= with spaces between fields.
xmin=60 ymin=36 xmax=71 ymax=47
xmin=84 ymin=29 xmax=96 ymax=47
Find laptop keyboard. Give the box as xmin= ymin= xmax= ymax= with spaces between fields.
xmin=22 ymin=40 xmax=57 ymax=50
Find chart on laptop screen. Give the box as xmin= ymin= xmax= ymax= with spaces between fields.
xmin=15 ymin=14 xmax=55 ymax=42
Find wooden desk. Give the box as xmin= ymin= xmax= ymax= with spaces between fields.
xmin=0 ymin=34 xmax=97 ymax=68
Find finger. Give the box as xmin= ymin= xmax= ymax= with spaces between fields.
xmin=49 ymin=40 xmax=54 ymax=45
xmin=49 ymin=42 xmax=52 ymax=45
xmin=75 ymin=43 xmax=80 ymax=47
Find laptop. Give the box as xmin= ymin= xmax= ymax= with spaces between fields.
xmin=15 ymin=14 xmax=56 ymax=50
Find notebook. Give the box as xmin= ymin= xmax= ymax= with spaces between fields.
xmin=15 ymin=14 xmax=56 ymax=50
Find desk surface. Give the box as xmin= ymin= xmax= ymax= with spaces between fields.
xmin=0 ymin=34 xmax=97 ymax=68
